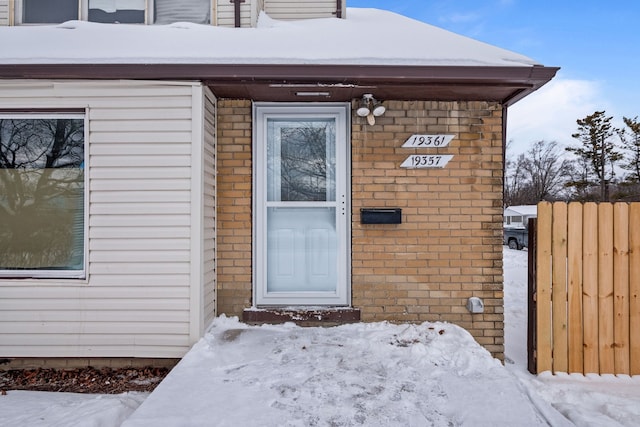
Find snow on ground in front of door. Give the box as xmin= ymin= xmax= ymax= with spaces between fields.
xmin=122 ymin=315 xmax=562 ymax=427
xmin=2 ymin=248 xmax=640 ymax=426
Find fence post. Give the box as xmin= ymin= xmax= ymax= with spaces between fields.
xmin=527 ymin=217 xmax=537 ymax=374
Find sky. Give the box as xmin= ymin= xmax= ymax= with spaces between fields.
xmin=348 ymin=0 xmax=640 ymax=155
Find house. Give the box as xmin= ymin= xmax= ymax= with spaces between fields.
xmin=504 ymin=205 xmax=538 ymax=229
xmin=0 ymin=0 xmax=558 ymax=363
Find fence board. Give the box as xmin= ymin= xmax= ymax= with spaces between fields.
xmin=582 ymin=203 xmax=599 ymax=373
xmin=534 ymin=202 xmax=639 ymax=375
xmin=630 ymin=204 xmax=640 ymax=375
xmin=613 ymin=203 xmax=630 ymax=374
xmin=536 ymin=202 xmax=553 ymax=372
xmin=567 ymin=203 xmax=584 ymax=373
xmin=551 ymin=202 xmax=568 ymax=372
xmin=598 ymin=204 xmax=615 ymax=373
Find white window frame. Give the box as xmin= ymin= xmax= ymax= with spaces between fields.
xmin=0 ymin=112 xmax=88 ymax=279
xmin=14 ymin=0 xmax=214 ymax=25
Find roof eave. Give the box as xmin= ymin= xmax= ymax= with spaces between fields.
xmin=0 ymin=63 xmax=559 ymax=104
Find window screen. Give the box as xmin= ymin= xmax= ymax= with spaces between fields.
xmin=154 ymin=0 xmax=210 ymax=24
xmin=0 ymin=116 xmax=85 ymax=277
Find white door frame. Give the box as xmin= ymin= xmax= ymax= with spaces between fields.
xmin=252 ymin=102 xmax=351 ymax=306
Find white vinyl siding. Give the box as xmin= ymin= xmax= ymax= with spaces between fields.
xmin=215 ymin=0 xmax=342 ymax=28
xmin=264 ymin=0 xmax=343 ymax=20
xmin=202 ymin=88 xmax=217 ymax=327
xmin=0 ymin=0 xmax=9 ymax=25
xmin=214 ymin=0 xmax=254 ymax=27
xmin=0 ymin=80 xmax=211 ymax=358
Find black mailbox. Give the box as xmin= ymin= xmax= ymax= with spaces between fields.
xmin=360 ymin=208 xmax=402 ymax=224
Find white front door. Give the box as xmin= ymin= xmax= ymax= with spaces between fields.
xmin=254 ymin=103 xmax=350 ymax=306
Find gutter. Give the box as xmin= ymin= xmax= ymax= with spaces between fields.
xmin=0 ymin=63 xmax=559 ymax=84
xmin=501 ymin=65 xmax=558 ymax=106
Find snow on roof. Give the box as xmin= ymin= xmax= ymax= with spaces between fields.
xmin=0 ymin=8 xmax=541 ymax=67
xmin=505 ymin=205 xmax=538 ymax=216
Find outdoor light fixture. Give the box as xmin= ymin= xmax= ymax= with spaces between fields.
xmin=356 ymin=97 xmax=371 ymax=117
xmin=371 ymin=98 xmax=386 ymax=116
xmin=356 ymin=94 xmax=385 ymax=125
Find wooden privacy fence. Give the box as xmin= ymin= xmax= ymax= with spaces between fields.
xmin=530 ymin=202 xmax=640 ymax=375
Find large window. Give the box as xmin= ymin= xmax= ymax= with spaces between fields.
xmin=18 ymin=0 xmax=211 ymax=24
xmin=0 ymin=114 xmax=86 ymax=278
xmin=88 ymin=0 xmax=145 ymax=24
xmin=22 ymin=0 xmax=79 ymax=24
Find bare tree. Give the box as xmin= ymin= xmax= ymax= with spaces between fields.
xmin=520 ymin=140 xmax=571 ymax=201
xmin=504 ymin=140 xmax=571 ymax=205
xmin=504 ymin=152 xmax=528 ymax=206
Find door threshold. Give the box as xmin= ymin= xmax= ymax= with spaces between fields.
xmin=242 ymin=307 xmax=360 ymax=326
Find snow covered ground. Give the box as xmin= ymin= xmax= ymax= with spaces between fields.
xmin=0 ymin=391 xmax=146 ymax=427
xmin=1 ymin=248 xmax=639 ymax=426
